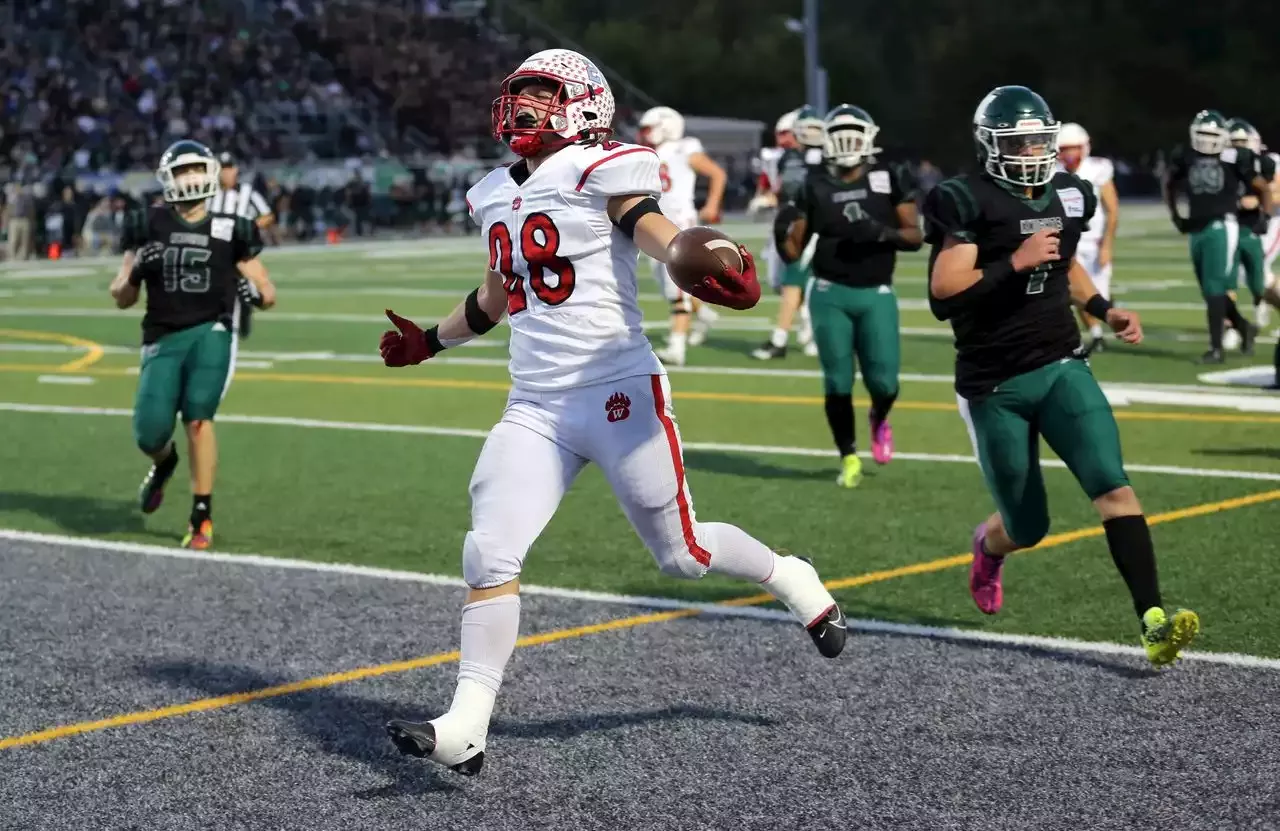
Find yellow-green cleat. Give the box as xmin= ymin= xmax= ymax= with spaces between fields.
xmin=1141 ymin=607 xmax=1200 ymax=667
xmin=836 ymin=454 xmax=863 ymax=489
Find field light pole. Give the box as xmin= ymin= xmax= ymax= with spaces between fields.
xmin=795 ymin=0 xmax=827 ymax=114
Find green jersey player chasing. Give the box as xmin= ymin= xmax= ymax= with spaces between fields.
xmin=924 ymin=85 xmax=1200 ymax=667
xmin=109 ymin=140 xmax=276 ymax=549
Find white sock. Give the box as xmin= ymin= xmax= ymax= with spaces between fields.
xmin=666 ymin=331 xmax=688 ymax=358
xmin=699 ymin=521 xmax=776 ymax=582
xmin=798 ymin=305 xmax=814 ymax=343
xmin=449 ymin=593 xmax=520 ymax=728
xmin=1089 ymin=323 xmax=1104 ymax=339
xmin=762 ymin=555 xmax=836 ymax=627
xmin=769 ymin=327 xmax=788 ymax=348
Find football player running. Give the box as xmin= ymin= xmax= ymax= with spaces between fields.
xmin=1163 ymin=110 xmax=1272 ymax=363
xmin=1225 ymin=119 xmax=1277 ymax=329
xmin=777 ymin=105 xmax=921 ymax=488
xmin=638 ymin=105 xmax=727 ymax=366
xmin=925 ymin=86 xmax=1200 ymax=668
xmin=752 ymin=106 xmax=827 ymax=360
xmin=1056 ymin=122 xmax=1119 ymax=353
xmin=108 ymin=140 xmax=276 ymax=549
xmin=379 ymin=49 xmax=847 ymax=776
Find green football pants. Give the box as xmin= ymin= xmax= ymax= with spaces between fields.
xmin=959 ymin=358 xmax=1129 ymax=548
xmin=1189 ymin=219 xmax=1238 ymax=298
xmin=133 ymin=321 xmax=234 ymax=453
xmin=1234 ymin=224 xmax=1267 ymax=301
xmin=807 ymin=279 xmax=900 ymax=400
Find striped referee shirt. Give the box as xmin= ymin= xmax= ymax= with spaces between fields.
xmin=209 ymin=183 xmax=271 ymax=221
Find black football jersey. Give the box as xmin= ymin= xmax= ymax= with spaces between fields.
xmin=777 ymin=147 xmax=825 ymax=205
xmin=1237 ymin=152 xmax=1276 ymax=229
xmin=1166 ymin=145 xmax=1257 ymax=231
xmin=796 ymin=161 xmax=917 ymax=288
xmin=923 ymin=171 xmax=1097 ymax=398
xmin=121 ymin=206 xmax=263 ymax=344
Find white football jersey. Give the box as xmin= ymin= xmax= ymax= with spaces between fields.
xmin=759 ymin=147 xmax=783 ymax=194
xmin=1059 ymin=156 xmax=1114 ymax=243
xmin=654 ymin=137 xmax=704 ymax=223
xmin=466 ymin=142 xmax=664 ymax=393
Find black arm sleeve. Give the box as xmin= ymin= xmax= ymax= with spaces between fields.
xmin=613 ymin=196 xmax=662 ymax=238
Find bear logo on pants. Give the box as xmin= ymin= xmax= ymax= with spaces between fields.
xmin=605 ymin=392 xmax=631 ymax=423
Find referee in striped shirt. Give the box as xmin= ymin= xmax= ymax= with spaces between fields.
xmin=211 ymin=152 xmax=275 ymax=338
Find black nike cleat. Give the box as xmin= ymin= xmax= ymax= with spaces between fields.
xmin=1199 ymin=348 xmax=1225 ymax=365
xmin=138 ymin=450 xmax=179 ymax=514
xmin=1241 ymin=324 xmax=1257 ymax=356
xmin=386 ymin=719 xmax=484 ymax=776
xmin=751 ymin=341 xmax=787 ymax=361
xmin=806 ymin=604 xmax=848 ymax=658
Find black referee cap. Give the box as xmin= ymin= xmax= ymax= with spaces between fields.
xmin=217 ymin=151 xmax=237 ymax=167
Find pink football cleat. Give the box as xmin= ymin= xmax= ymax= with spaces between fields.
xmin=968 ymin=522 xmax=1004 ymax=615
xmin=870 ymin=415 xmax=894 ymax=465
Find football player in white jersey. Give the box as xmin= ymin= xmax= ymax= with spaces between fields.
xmin=638 ymin=105 xmax=728 ymax=365
xmin=377 ymin=49 xmax=848 ymax=776
xmin=1057 ymin=122 xmax=1120 ymax=353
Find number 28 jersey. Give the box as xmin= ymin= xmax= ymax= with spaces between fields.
xmin=923 ymin=171 xmax=1097 ymax=398
xmin=121 ymin=205 xmax=263 ymax=344
xmin=467 ymin=142 xmax=665 ymax=392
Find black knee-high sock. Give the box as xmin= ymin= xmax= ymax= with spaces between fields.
xmin=824 ymin=393 xmax=856 ymax=456
xmin=1103 ymin=514 xmax=1162 ymax=619
xmin=869 ymin=389 xmax=899 ymax=424
xmin=1273 ymin=339 xmax=1280 ymax=380
xmin=1224 ymin=295 xmax=1250 ymax=333
xmin=1206 ymin=296 xmax=1227 ymax=350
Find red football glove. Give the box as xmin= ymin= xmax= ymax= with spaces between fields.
xmin=379 ymin=309 xmax=434 ymax=367
xmin=686 ymin=245 xmax=760 ymax=311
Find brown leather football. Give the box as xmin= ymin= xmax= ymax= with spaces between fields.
xmin=664 ymin=227 xmax=757 ymax=310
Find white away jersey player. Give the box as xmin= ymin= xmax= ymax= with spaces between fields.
xmin=466 ymin=141 xmax=664 ymax=392
xmin=1059 ymin=156 xmax=1114 ymax=294
xmin=654 ymin=137 xmax=704 ymax=227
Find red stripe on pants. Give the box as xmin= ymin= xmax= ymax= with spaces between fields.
xmin=650 ymin=374 xmax=711 ymax=567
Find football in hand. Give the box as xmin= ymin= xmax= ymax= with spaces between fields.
xmin=665 ymin=227 xmax=759 ymax=310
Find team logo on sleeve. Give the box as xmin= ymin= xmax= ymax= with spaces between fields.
xmin=605 ymin=391 xmax=631 ymax=422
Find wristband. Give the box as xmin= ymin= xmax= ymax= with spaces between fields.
xmin=464 ymin=289 xmax=498 ymax=334
xmin=425 ymin=325 xmax=445 ymax=355
xmin=982 ymin=257 xmax=1015 ymax=284
xmin=1084 ymin=294 xmax=1113 ymax=321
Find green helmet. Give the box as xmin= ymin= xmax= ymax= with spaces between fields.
xmin=824 ymin=104 xmax=880 ymax=168
xmin=1190 ymin=110 xmax=1229 ymax=156
xmin=973 ymin=85 xmax=1060 ymax=187
xmin=1226 ymin=117 xmax=1260 ymax=152
xmin=793 ymin=105 xmax=826 ymax=149
xmin=157 ymin=140 xmax=220 ymax=203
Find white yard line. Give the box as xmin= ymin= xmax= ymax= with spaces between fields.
xmin=2 ymin=402 xmax=1279 ymax=482
xmin=1 ymin=528 xmax=1275 ymax=671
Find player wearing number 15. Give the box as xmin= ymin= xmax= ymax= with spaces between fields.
xmin=108 ymin=140 xmax=276 ymax=550
xmin=924 ymin=85 xmax=1199 ymax=668
xmin=378 ymin=48 xmax=847 ymax=777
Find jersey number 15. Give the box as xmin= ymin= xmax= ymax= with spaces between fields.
xmin=162 ymin=247 xmax=212 ymax=293
xmin=488 ymin=213 xmax=576 ymax=315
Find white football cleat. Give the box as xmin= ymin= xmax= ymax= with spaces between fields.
xmin=386 ymin=714 xmax=487 ymax=775
xmin=803 ymin=341 xmax=819 ymax=357
xmin=655 ymin=345 xmax=687 ymax=366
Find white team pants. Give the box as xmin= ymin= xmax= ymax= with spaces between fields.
xmin=1074 ymin=240 xmax=1112 ymax=299
xmin=652 ymin=210 xmax=698 ymax=312
xmin=1263 ymin=216 xmax=1280 ymax=282
xmin=463 ymin=373 xmax=716 ymax=588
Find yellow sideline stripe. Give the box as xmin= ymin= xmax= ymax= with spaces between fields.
xmin=0 ymin=328 xmax=104 ymax=371
xmin=3 ymin=488 xmax=1277 ymax=752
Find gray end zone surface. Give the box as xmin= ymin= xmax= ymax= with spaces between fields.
xmin=1 ymin=538 xmax=1277 ymax=831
